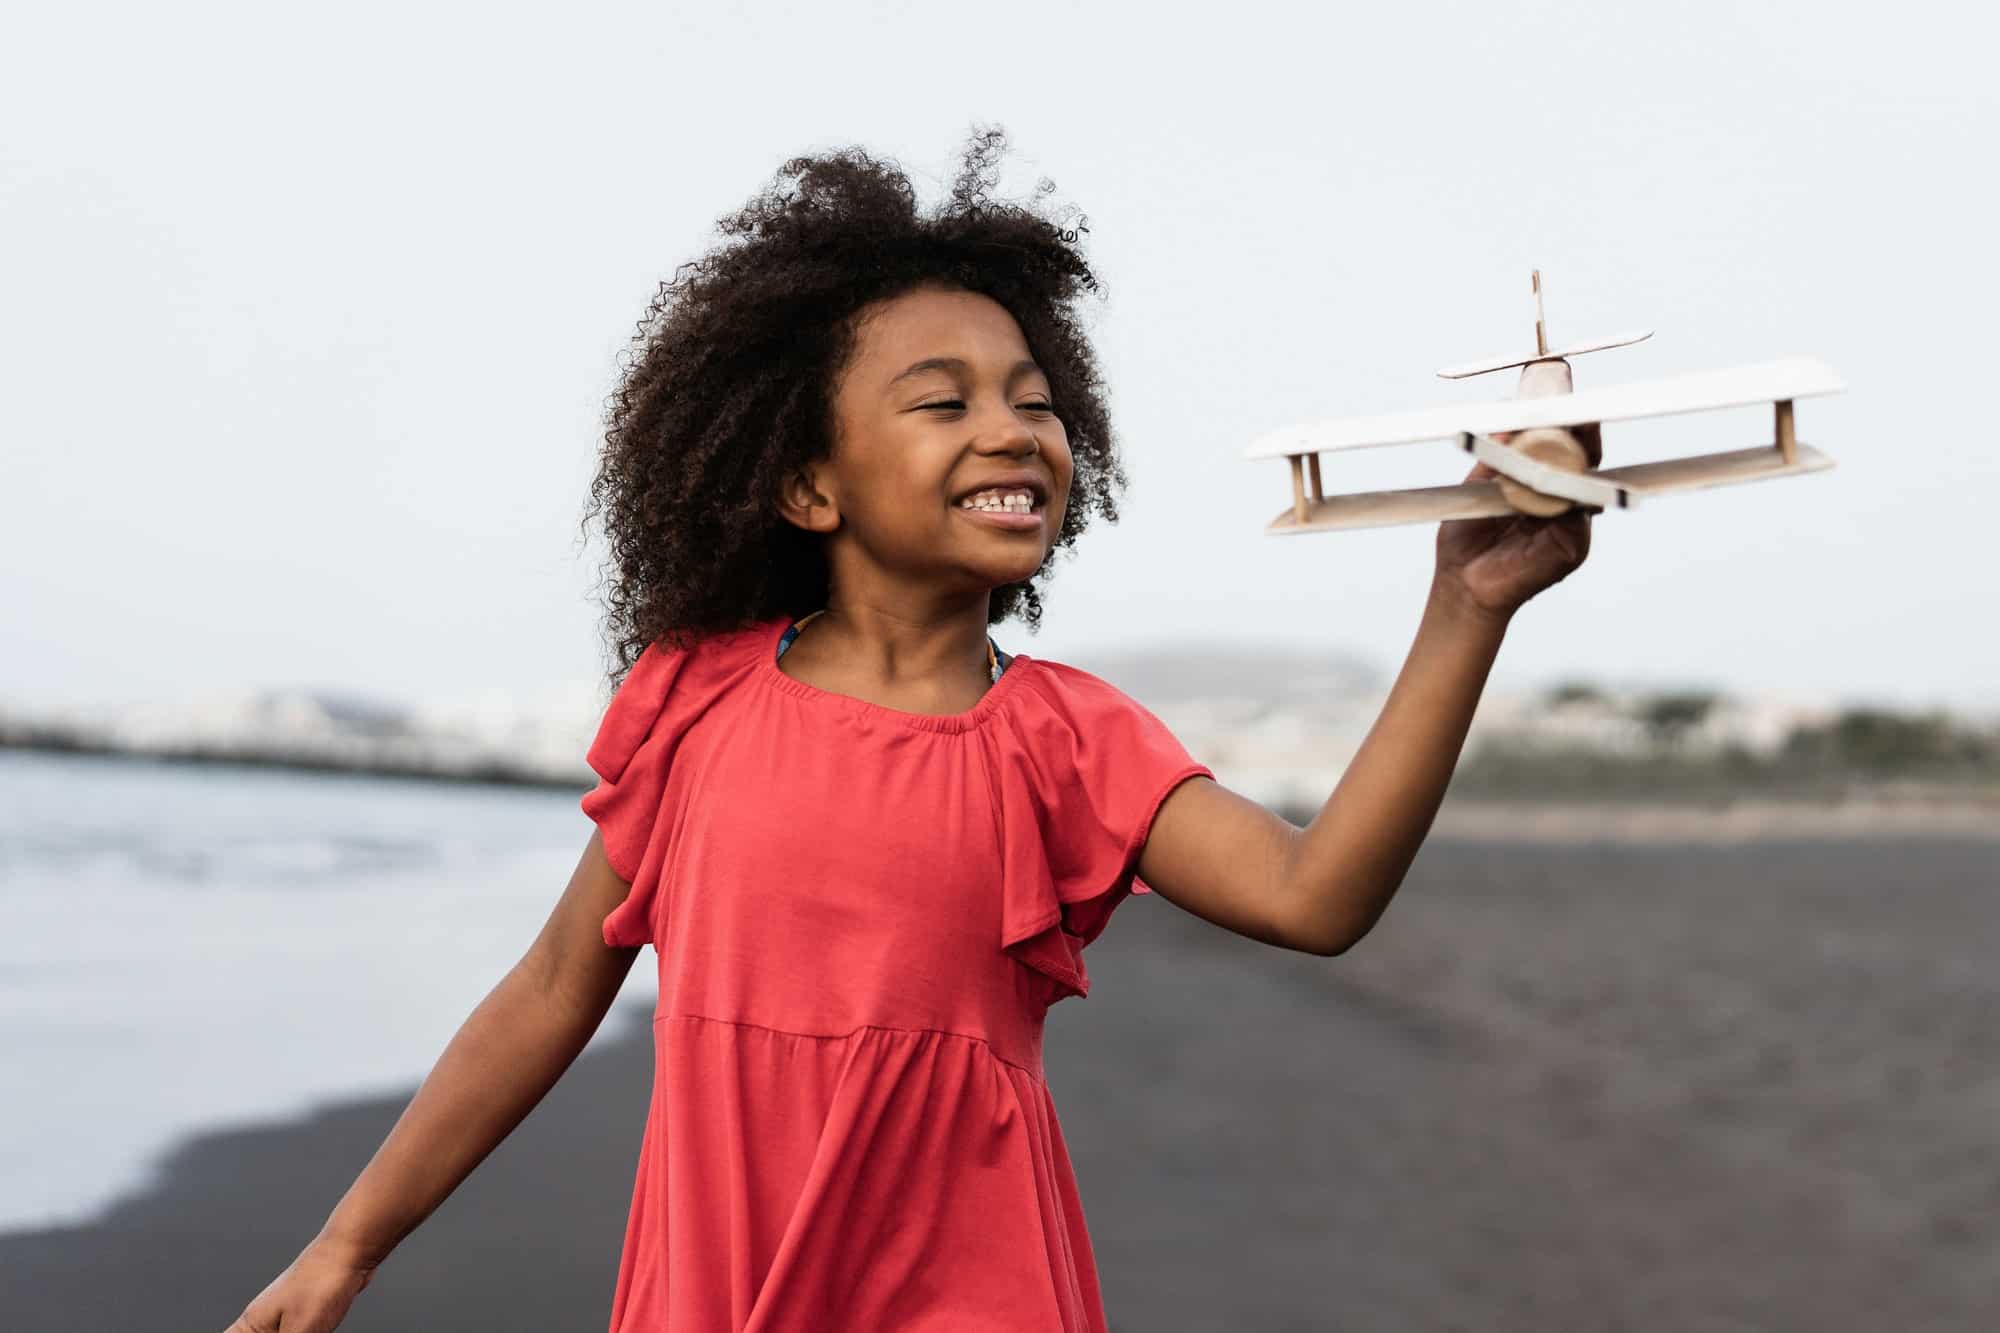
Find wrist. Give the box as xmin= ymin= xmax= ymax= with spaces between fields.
xmin=1427 ymin=575 xmax=1513 ymax=637
xmin=309 ymin=1222 xmax=388 ymax=1276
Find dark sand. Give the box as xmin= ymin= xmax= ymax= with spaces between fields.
xmin=5 ymin=835 xmax=1996 ymax=1330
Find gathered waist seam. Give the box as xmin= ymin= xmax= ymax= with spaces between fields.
xmin=653 ymin=1011 xmax=1044 ymax=1081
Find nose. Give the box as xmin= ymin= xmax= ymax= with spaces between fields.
xmin=977 ymin=401 xmax=1041 ymax=456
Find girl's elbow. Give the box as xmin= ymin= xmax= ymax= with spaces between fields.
xmin=1283 ymin=913 xmax=1359 ymax=957
xmin=1305 ymin=926 xmax=1365 ymax=958
xmin=1297 ymin=903 xmax=1385 ymax=957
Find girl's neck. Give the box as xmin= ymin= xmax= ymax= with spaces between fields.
xmin=779 ymin=604 xmax=1000 ymax=709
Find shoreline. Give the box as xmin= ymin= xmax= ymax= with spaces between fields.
xmin=6 ymin=837 xmax=1995 ymax=1329
xmin=0 ymin=737 xmax=590 ymax=793
xmin=0 ymin=1007 xmax=656 ymax=1330
xmin=13 ymin=745 xmax=2000 ymax=841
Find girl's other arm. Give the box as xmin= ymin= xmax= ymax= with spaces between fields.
xmin=1138 ymin=458 xmax=1592 ymax=957
xmin=224 ymin=831 xmax=642 ymax=1333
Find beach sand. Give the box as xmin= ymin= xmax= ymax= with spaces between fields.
xmin=4 ymin=829 xmax=1994 ymax=1330
xmin=1428 ymin=791 xmax=2000 ymax=844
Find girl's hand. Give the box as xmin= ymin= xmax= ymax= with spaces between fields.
xmin=1433 ymin=428 xmax=1597 ymax=624
xmin=223 ymin=1237 xmax=375 ymax=1333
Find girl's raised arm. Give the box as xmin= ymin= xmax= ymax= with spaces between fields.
xmin=1137 ymin=458 xmax=1593 ymax=957
xmin=223 ymin=831 xmax=642 ymax=1333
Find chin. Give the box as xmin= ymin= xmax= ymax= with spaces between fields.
xmin=968 ymin=554 xmax=1046 ymax=587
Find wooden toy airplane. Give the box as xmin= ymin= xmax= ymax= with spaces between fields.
xmin=1245 ymin=272 xmax=1842 ymax=534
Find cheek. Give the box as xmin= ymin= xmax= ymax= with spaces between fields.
xmin=1049 ymin=431 xmax=1076 ymax=506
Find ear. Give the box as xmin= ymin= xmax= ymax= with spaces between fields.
xmin=775 ymin=460 xmax=840 ymax=534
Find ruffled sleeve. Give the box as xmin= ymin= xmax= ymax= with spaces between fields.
xmin=983 ymin=661 xmax=1214 ymax=1004
xmin=581 ymin=633 xmax=738 ymax=948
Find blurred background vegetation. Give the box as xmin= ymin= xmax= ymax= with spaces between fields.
xmin=1453 ymin=685 xmax=2000 ymax=801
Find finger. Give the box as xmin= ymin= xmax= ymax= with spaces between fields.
xmin=228 ymin=1290 xmax=273 ymax=1333
xmin=1573 ymin=421 xmax=1603 ymax=468
xmin=1555 ymin=509 xmax=1592 ymax=562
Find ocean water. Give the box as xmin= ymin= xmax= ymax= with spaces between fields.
xmin=0 ymin=750 xmax=655 ymax=1232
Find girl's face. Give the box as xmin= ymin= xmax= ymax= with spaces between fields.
xmin=790 ymin=284 xmax=1073 ymax=600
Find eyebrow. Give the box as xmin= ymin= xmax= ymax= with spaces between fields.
xmin=887 ymin=356 xmax=1046 ymax=388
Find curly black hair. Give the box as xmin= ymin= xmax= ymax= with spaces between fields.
xmin=581 ymin=127 xmax=1128 ymax=684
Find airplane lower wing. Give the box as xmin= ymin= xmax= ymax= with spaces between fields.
xmin=1599 ymin=442 xmax=1835 ymax=498
xmin=1264 ymin=479 xmax=1517 ymax=534
xmin=1264 ymin=443 xmax=1835 ymax=535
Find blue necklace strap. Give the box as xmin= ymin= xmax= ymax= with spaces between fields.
xmin=777 ymin=613 xmax=1007 ymax=681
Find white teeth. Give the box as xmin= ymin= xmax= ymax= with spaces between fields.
xmin=960 ymin=490 xmax=1036 ymax=512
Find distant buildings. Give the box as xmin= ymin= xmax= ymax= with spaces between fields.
xmin=2 ymin=642 xmax=1992 ymax=797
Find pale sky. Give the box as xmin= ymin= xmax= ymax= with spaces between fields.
xmin=5 ymin=1 xmax=1996 ymax=718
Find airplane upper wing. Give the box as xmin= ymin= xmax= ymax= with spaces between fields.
xmin=1244 ymin=357 xmax=1843 ymax=460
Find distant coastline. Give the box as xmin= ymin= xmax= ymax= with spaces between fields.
xmin=11 ymin=737 xmax=1998 ymax=844
xmin=9 ymin=652 xmax=1997 ymax=835
xmin=0 ymin=732 xmax=587 ymax=791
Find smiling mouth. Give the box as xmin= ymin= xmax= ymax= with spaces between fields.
xmin=954 ymin=499 xmax=1045 ymax=530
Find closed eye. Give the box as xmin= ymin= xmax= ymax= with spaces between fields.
xmin=915 ymin=398 xmax=1053 ymax=413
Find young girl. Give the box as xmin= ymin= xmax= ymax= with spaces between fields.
xmin=226 ymin=129 xmax=1590 ymax=1333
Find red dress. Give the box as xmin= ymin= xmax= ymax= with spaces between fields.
xmin=579 ymin=615 xmax=1213 ymax=1331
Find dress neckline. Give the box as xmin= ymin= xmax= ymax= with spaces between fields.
xmin=753 ymin=615 xmax=1034 ymax=734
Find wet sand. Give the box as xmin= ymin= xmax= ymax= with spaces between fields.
xmin=1428 ymin=792 xmax=2000 ymax=843
xmin=5 ymin=833 xmax=1995 ymax=1330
